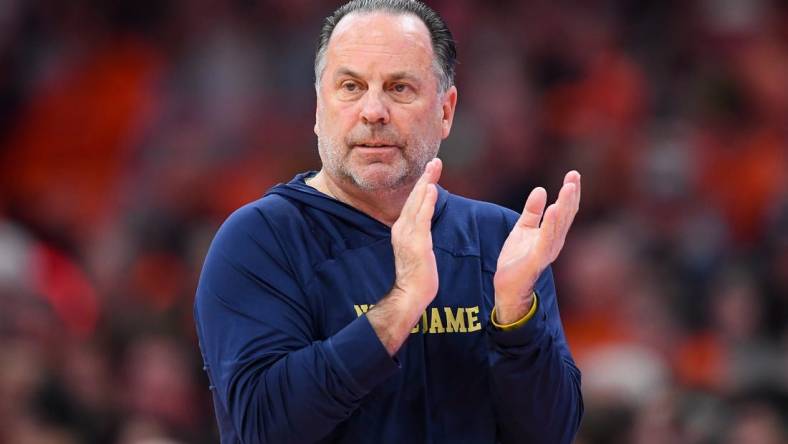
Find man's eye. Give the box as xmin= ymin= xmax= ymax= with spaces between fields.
xmin=388 ymin=83 xmax=416 ymax=102
xmin=341 ymin=81 xmax=359 ymax=92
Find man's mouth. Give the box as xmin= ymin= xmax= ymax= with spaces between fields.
xmin=354 ymin=143 xmax=401 ymax=148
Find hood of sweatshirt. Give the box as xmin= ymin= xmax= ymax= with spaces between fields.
xmin=265 ymin=171 xmax=449 ymax=239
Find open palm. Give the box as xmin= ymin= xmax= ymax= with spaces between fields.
xmin=493 ymin=171 xmax=581 ymax=323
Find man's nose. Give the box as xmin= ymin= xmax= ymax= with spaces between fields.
xmin=359 ymin=90 xmax=390 ymax=125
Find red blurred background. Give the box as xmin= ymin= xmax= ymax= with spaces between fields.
xmin=0 ymin=0 xmax=786 ymax=443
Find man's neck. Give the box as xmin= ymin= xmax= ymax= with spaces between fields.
xmin=306 ymin=170 xmax=412 ymax=226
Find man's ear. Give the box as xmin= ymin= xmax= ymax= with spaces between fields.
xmin=314 ymin=107 xmax=319 ymax=136
xmin=440 ymin=86 xmax=458 ymax=139
xmin=314 ymin=83 xmax=321 ymax=136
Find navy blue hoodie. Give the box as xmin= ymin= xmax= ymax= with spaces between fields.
xmin=194 ymin=172 xmax=583 ymax=444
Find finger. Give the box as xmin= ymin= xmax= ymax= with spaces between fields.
xmin=415 ymin=183 xmax=438 ymax=230
xmin=554 ymin=182 xmax=576 ymax=239
xmin=402 ymin=158 xmax=442 ymax=221
xmin=563 ymin=170 xmax=580 ymax=185
xmin=425 ymin=157 xmax=443 ymax=185
xmin=400 ymin=159 xmax=435 ymax=221
xmin=537 ymin=177 xmax=579 ymax=263
xmin=516 ymin=187 xmax=547 ymax=228
xmin=564 ymin=170 xmax=581 ymax=213
xmin=536 ymin=202 xmax=560 ymax=259
xmin=414 ymin=159 xmax=441 ymax=230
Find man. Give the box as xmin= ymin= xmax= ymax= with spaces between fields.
xmin=194 ymin=1 xmax=583 ymax=443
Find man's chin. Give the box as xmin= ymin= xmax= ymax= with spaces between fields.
xmin=348 ymin=164 xmax=411 ymax=191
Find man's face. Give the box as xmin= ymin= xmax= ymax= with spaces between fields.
xmin=315 ymin=12 xmax=457 ymax=192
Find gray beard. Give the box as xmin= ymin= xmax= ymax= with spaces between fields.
xmin=317 ymin=134 xmax=439 ymax=192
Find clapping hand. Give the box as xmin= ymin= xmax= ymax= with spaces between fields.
xmin=493 ymin=171 xmax=581 ymax=324
xmin=369 ymin=158 xmax=442 ymax=355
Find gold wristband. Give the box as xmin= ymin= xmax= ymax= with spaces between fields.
xmin=491 ymin=292 xmax=538 ymax=331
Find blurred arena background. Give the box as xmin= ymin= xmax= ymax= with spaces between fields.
xmin=0 ymin=0 xmax=786 ymax=443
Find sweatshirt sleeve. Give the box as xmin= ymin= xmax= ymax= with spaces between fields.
xmin=486 ymin=266 xmax=584 ymax=444
xmin=194 ymin=204 xmax=399 ymax=444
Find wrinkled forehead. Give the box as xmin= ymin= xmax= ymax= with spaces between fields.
xmin=325 ymin=11 xmax=435 ymax=74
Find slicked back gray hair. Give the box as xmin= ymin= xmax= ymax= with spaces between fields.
xmin=314 ymin=0 xmax=457 ymax=92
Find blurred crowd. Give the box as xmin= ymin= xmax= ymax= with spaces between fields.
xmin=0 ymin=0 xmax=786 ymax=443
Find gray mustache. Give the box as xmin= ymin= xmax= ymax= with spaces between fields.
xmin=346 ymin=127 xmax=404 ymax=147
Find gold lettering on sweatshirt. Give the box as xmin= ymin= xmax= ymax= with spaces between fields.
xmin=428 ymin=307 xmax=445 ymax=333
xmin=466 ymin=306 xmax=482 ymax=332
xmin=444 ymin=307 xmax=467 ymax=333
xmin=353 ymin=304 xmax=483 ymax=334
xmin=353 ymin=304 xmax=373 ymax=317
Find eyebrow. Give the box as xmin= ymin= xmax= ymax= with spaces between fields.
xmin=334 ymin=67 xmax=362 ymax=80
xmin=388 ymin=71 xmax=421 ymax=84
xmin=333 ymin=67 xmax=421 ymax=84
